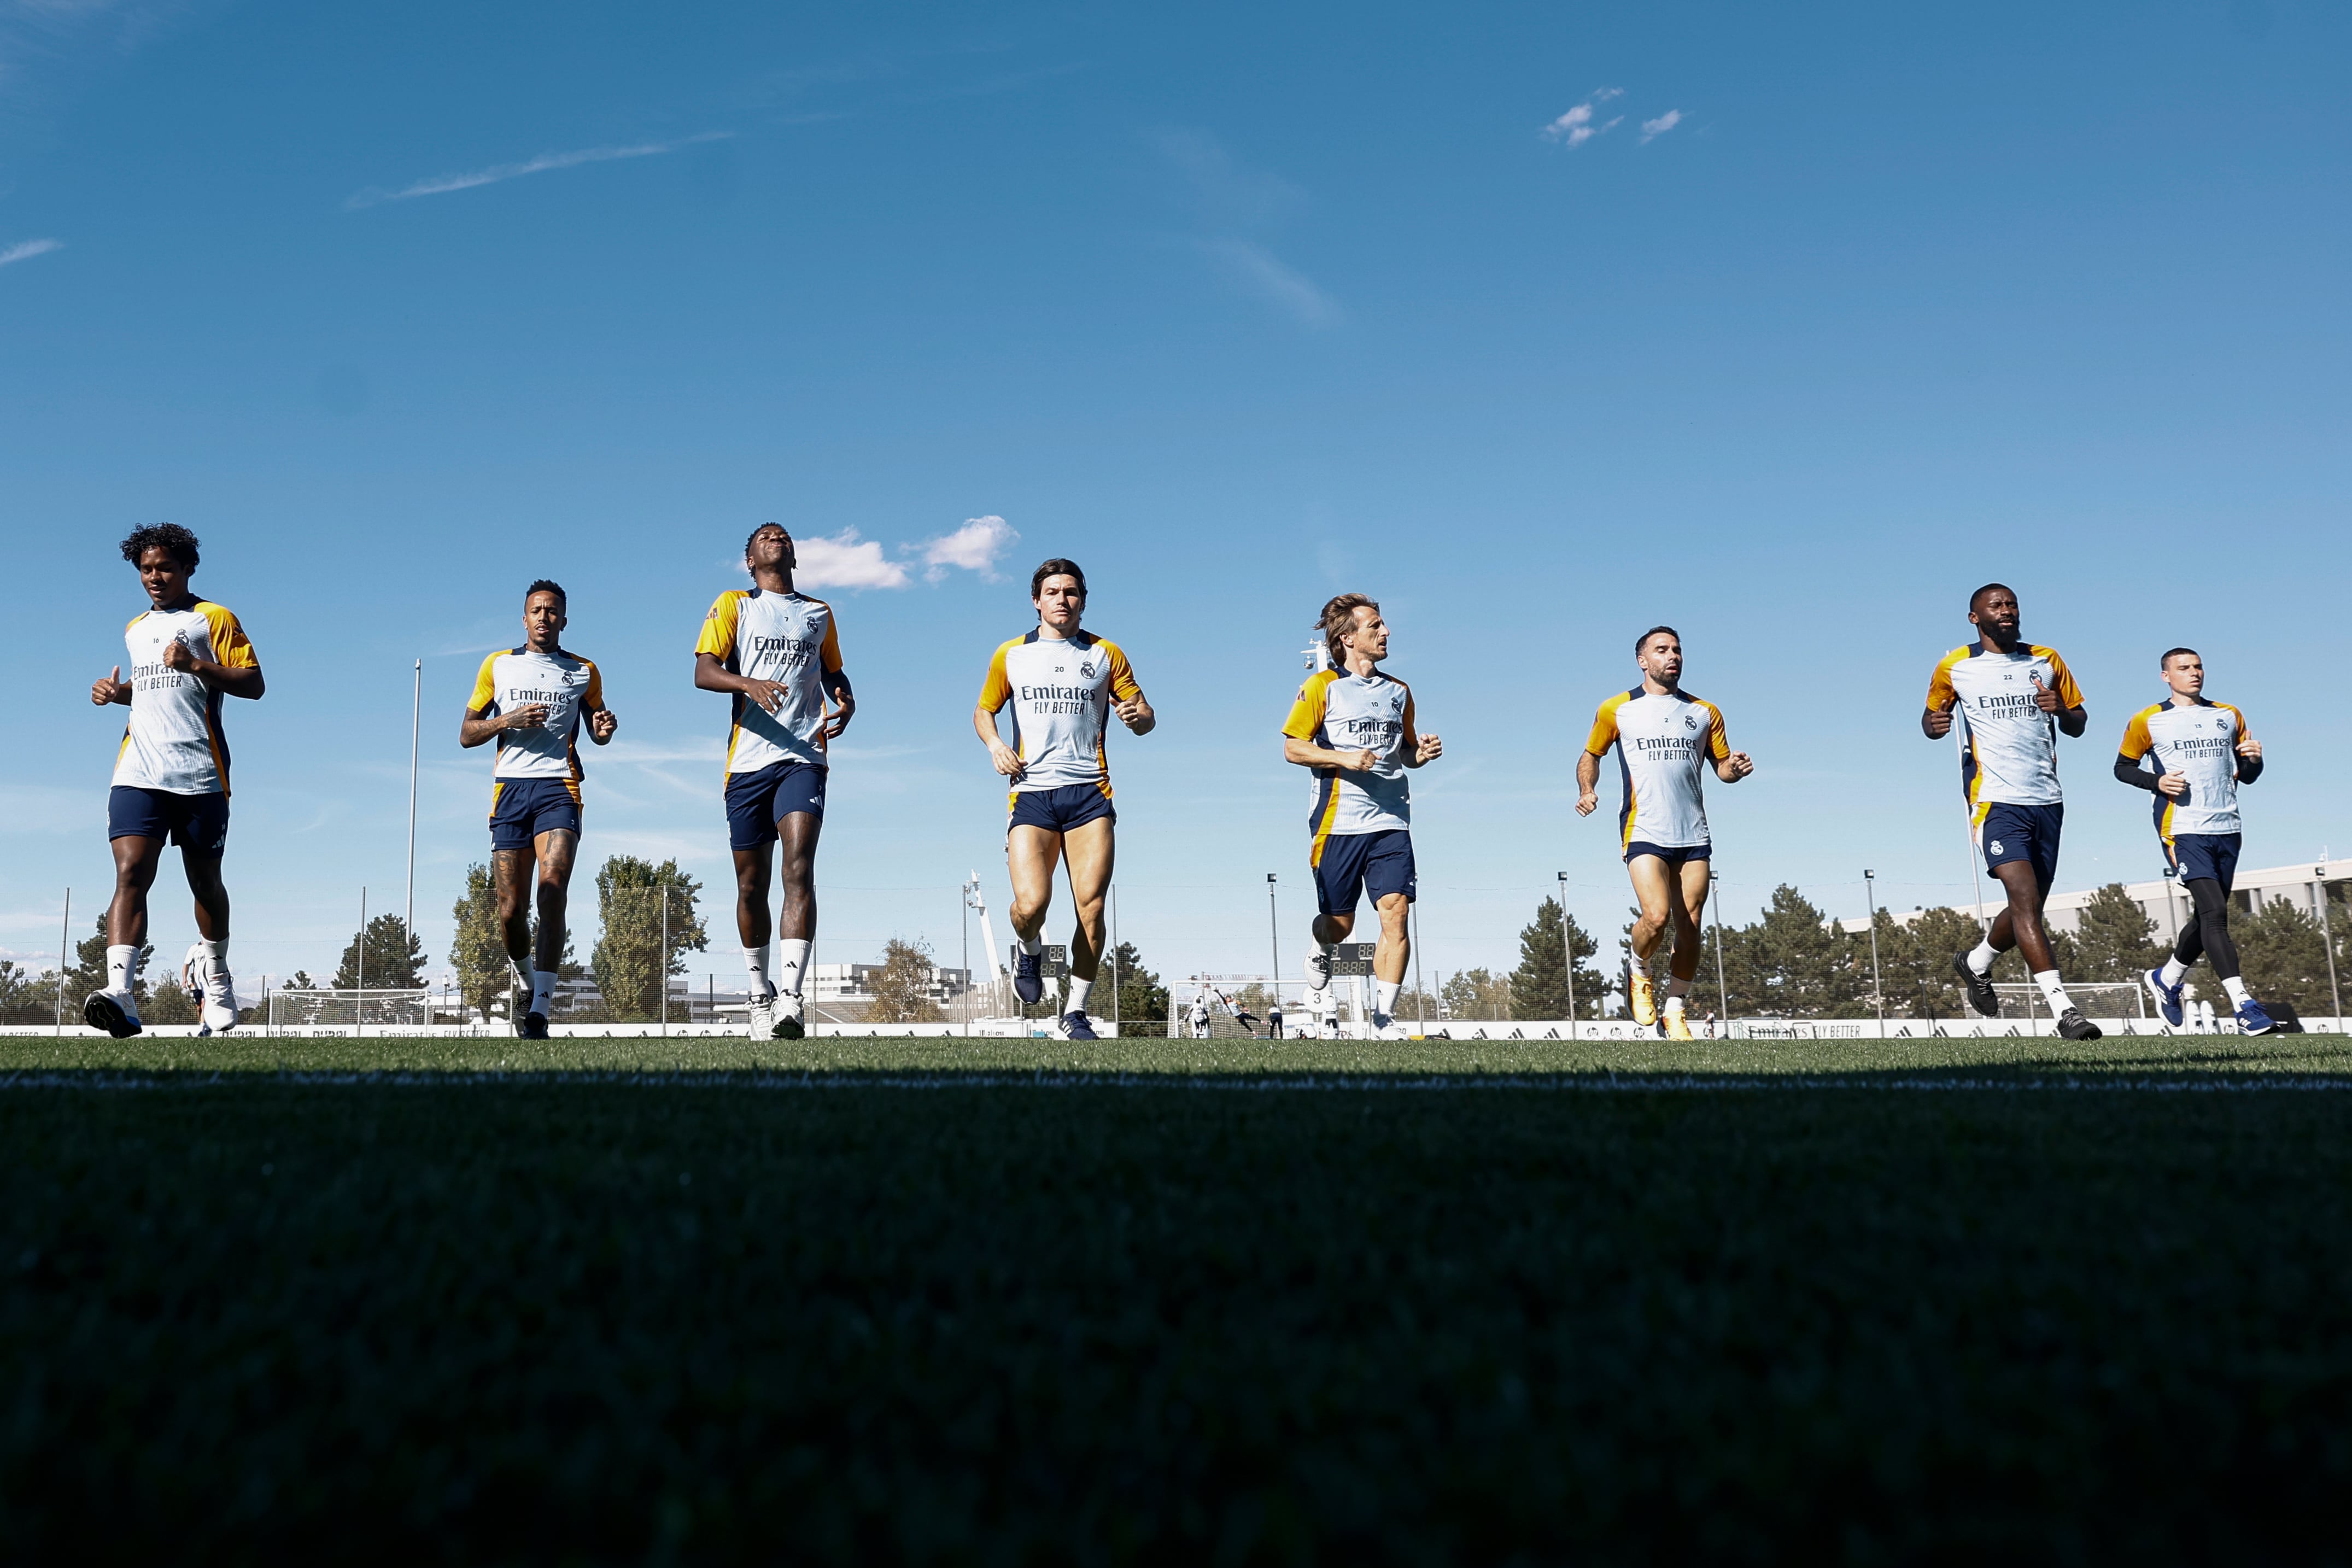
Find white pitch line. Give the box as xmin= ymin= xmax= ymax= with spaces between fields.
xmin=4 ymin=1070 xmax=2352 ymax=1093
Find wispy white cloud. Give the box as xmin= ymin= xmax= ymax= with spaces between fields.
xmin=1542 ymin=89 xmax=1624 ymax=148
xmin=921 ymin=514 xmax=1019 ymax=581
xmin=0 ymin=237 xmax=61 ymax=267
xmin=1151 ymin=125 xmax=1301 ymax=229
xmin=1640 ymin=109 xmax=1683 ymax=144
xmin=1198 ymin=238 xmax=1341 ymax=327
xmin=792 ymin=528 xmax=911 ymax=590
xmin=345 ymin=131 xmax=734 ymax=210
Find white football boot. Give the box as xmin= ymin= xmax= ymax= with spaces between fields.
xmin=747 ymin=986 xmax=777 ymax=1039
xmin=184 ymin=945 xmax=239 ymax=1037
xmin=776 ymin=991 xmax=807 ymax=1041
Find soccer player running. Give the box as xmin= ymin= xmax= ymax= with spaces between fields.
xmin=695 ymin=524 xmax=855 ymax=1040
xmin=462 ymin=581 xmax=617 ymax=1040
xmin=85 ymin=524 xmax=265 ymax=1039
xmin=1923 ymin=583 xmax=2102 ymax=1040
xmin=1283 ymin=594 xmax=1443 ymax=1039
xmin=2116 ymin=648 xmax=2274 ymax=1034
xmin=973 ymin=558 xmax=1153 ymax=1040
xmin=1576 ymin=627 xmax=1753 ymax=1041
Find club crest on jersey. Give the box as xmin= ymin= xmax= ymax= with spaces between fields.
xmin=1989 ymin=839 xmax=2006 ymax=856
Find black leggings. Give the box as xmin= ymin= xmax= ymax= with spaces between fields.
xmin=2173 ymin=877 xmax=2241 ymax=981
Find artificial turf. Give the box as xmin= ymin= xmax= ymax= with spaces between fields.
xmin=4 ymin=1035 xmax=2351 ymax=1563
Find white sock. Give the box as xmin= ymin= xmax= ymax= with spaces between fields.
xmin=1065 ymin=975 xmax=1093 ymax=1015
xmin=531 ymin=971 xmax=557 ymax=1016
xmin=1018 ymin=933 xmax=1042 ymax=957
xmin=1968 ymin=940 xmax=1999 ymax=977
xmin=2222 ymin=975 xmax=2251 ymax=1007
xmin=777 ymin=939 xmax=811 ymax=998
xmin=106 ymin=944 xmax=137 ymax=998
xmin=1375 ymin=979 xmax=1401 ymax=1016
xmin=1666 ymin=975 xmax=1692 ymax=999
xmin=2033 ymin=969 xmax=2072 ymax=1017
xmin=1665 ymin=993 xmax=1687 ymax=1016
xmin=745 ymin=945 xmax=770 ymax=991
xmin=200 ymin=937 xmax=229 ymax=972
xmin=2160 ymin=956 xmax=2188 ymax=987
xmin=1628 ymin=952 xmax=1651 ymax=979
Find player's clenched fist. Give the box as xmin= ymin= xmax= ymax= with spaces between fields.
xmin=91 ymin=665 xmax=129 ymax=706
xmin=1414 ymin=732 xmax=1443 ymax=764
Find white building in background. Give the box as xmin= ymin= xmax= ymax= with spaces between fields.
xmin=1887 ymin=857 xmax=2351 ymax=940
xmin=806 ymin=962 xmax=972 ymax=1007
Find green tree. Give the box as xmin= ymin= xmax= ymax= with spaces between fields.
xmin=1440 ymin=967 xmax=1512 ymax=1021
xmin=2235 ymin=898 xmax=2336 ymax=1019
xmin=1739 ymin=885 xmax=1866 ymax=1017
xmin=1109 ymin=940 xmax=1168 ymax=1029
xmin=449 ymin=863 xmax=508 ymax=1020
xmin=332 ymin=915 xmax=427 ymax=990
xmin=144 ymin=975 xmax=199 ymax=1024
xmin=590 ymin=857 xmax=708 ymax=1022
xmin=0 ymin=960 xmax=60 ymax=1025
xmin=69 ymin=917 xmax=149 ymax=1005
xmin=1507 ymin=898 xmax=1606 ymax=1019
xmin=867 ymin=937 xmax=946 ymax=1025
xmin=2068 ymin=882 xmax=2166 ymax=983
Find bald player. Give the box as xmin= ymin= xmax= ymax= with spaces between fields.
xmin=1577 ymin=625 xmax=1752 ymax=1040
xmin=1923 ymin=582 xmax=2101 ymax=1042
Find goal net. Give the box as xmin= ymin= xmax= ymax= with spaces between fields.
xmin=1985 ymin=981 xmax=2148 ymax=1022
xmin=267 ymin=988 xmax=437 ymax=1030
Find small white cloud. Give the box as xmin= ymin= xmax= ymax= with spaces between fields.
xmin=792 ymin=528 xmax=910 ymax=590
xmin=0 ymin=237 xmax=62 ymax=268
xmin=1640 ymin=109 xmax=1683 ymax=144
xmin=1542 ymin=91 xmax=1625 ymax=148
xmin=346 ymin=131 xmax=733 ymax=210
xmin=922 ymin=515 xmax=1020 ymax=581
xmin=1198 ymin=238 xmax=1341 ymax=327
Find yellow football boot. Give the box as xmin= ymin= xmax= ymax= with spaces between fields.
xmin=1629 ymin=971 xmax=1657 ymax=1027
xmin=1662 ymin=1004 xmax=1693 ymax=1041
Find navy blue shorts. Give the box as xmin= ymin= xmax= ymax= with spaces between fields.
xmin=490 ymin=777 xmax=582 ymax=853
xmin=2169 ymin=832 xmax=2242 ymax=892
xmin=727 ymin=760 xmax=828 ymax=850
xmin=1314 ymin=829 xmax=1417 ymax=917
xmin=108 ymin=786 xmax=229 ymax=855
xmin=1009 ymin=783 xmax=1115 ymax=835
xmin=1626 ymin=839 xmax=1711 ymax=869
xmin=1980 ymin=801 xmax=2062 ymax=890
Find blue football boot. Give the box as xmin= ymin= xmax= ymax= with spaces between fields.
xmin=1012 ymin=945 xmax=1044 ymax=1005
xmin=2236 ymin=998 xmax=2277 ymax=1036
xmin=1056 ymin=1010 xmax=1098 ymax=1041
xmin=2143 ymin=967 xmax=2185 ymax=1028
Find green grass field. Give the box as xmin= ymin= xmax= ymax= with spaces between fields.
xmin=7 ymin=1033 xmax=2352 ymax=1563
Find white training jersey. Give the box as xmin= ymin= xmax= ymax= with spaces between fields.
xmin=2119 ymin=698 xmax=2252 ymax=840
xmin=978 ymin=629 xmax=1142 ymax=796
xmin=696 ymin=589 xmax=843 ymax=775
xmin=1924 ymin=642 xmax=2084 ymax=815
xmin=1282 ymin=668 xmax=1414 ymax=848
xmin=111 ymin=600 xmax=259 ymax=795
xmin=1584 ymin=687 xmax=1730 ymax=852
xmin=467 ymin=647 xmax=604 ymax=783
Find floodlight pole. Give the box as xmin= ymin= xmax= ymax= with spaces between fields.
xmin=2316 ymin=858 xmax=2342 ymax=1029
xmin=1864 ymin=869 xmax=1885 ymax=1039
xmin=355 ymin=886 xmax=367 ymax=1039
xmin=55 ymin=887 xmax=70 ymax=1037
xmin=1557 ymin=871 xmax=1577 ymax=1042
xmin=1710 ymin=868 xmax=1731 ymax=1028
xmin=405 ymin=659 xmax=420 ymax=952
xmin=660 ymin=888 xmax=670 ymax=1038
xmin=1266 ymin=873 xmax=1280 ymax=997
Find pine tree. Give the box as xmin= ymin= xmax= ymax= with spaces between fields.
xmin=449 ymin=862 xmax=508 ymax=1020
xmin=1109 ymin=940 xmax=1168 ymax=1028
xmin=332 ymin=915 xmax=426 ymax=990
xmin=1507 ymin=898 xmax=1606 ymax=1019
xmin=2069 ymin=882 xmax=2166 ymax=982
xmin=71 ymin=917 xmax=150 ymax=1004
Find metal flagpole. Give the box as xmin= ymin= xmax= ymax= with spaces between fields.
xmin=1557 ymin=871 xmax=1577 ymax=1041
xmin=660 ymin=888 xmax=670 ymax=1038
xmin=1266 ymin=874 xmax=1280 ymax=1004
xmin=56 ymin=888 xmax=70 ymax=1037
xmin=355 ymin=887 xmax=367 ymax=1039
xmin=1710 ymin=868 xmax=1731 ymax=1028
xmin=405 ymin=660 xmax=420 ymax=950
xmin=1864 ymin=869 xmax=1885 ymax=1039
xmin=2316 ymin=856 xmax=2342 ymax=1029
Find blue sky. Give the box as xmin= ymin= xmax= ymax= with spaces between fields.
xmin=4 ymin=0 xmax=2347 ymax=995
